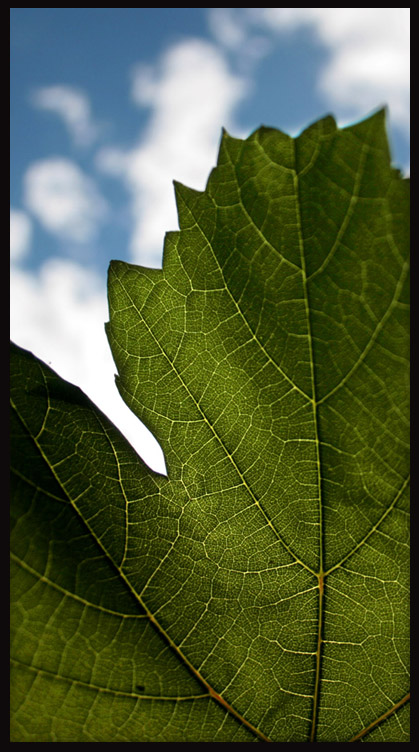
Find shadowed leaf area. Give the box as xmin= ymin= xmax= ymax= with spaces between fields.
xmin=10 ymin=110 xmax=409 ymax=742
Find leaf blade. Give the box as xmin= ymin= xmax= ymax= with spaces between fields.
xmin=11 ymin=110 xmax=409 ymax=741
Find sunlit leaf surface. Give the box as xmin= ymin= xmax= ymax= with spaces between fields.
xmin=11 ymin=111 xmax=409 ymax=742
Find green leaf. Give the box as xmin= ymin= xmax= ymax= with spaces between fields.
xmin=10 ymin=110 xmax=409 ymax=742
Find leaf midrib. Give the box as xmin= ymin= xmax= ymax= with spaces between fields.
xmin=291 ymin=137 xmax=324 ymax=743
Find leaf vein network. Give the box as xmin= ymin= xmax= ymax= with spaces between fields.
xmin=11 ymin=658 xmax=208 ymax=702
xmin=317 ymin=259 xmax=409 ymax=407
xmin=10 ymin=552 xmax=146 ymax=619
xmin=178 ymin=189 xmax=311 ymax=404
xmin=324 ymin=473 xmax=409 ymax=576
xmin=117 ymin=276 xmax=316 ymax=576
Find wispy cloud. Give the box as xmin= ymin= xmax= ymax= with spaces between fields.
xmin=248 ymin=8 xmax=410 ymax=132
xmin=207 ymin=7 xmax=249 ymax=50
xmin=207 ymin=8 xmax=271 ymax=70
xmin=23 ymin=158 xmax=108 ymax=243
xmin=10 ymin=209 xmax=32 ymax=263
xmin=31 ymin=85 xmax=99 ymax=147
xmin=97 ymin=38 xmax=248 ymax=266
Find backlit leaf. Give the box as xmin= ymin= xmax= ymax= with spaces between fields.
xmin=11 ymin=110 xmax=409 ymax=742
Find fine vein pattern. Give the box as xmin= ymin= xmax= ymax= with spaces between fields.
xmin=11 ymin=110 xmax=409 ymax=742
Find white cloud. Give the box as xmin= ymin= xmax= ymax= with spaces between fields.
xmin=248 ymin=7 xmax=410 ymax=132
xmin=10 ymin=258 xmax=166 ymax=474
xmin=97 ymin=38 xmax=248 ymax=266
xmin=207 ymin=8 xmax=272 ymax=68
xmin=10 ymin=209 xmax=32 ymax=263
xmin=31 ymin=85 xmax=99 ymax=146
xmin=207 ymin=7 xmax=250 ymax=51
xmin=23 ymin=158 xmax=108 ymax=243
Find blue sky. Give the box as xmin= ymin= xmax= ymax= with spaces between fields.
xmin=10 ymin=8 xmax=410 ymax=473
